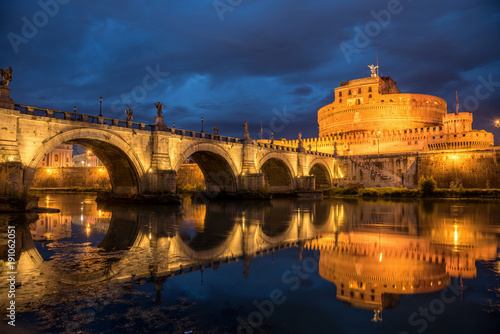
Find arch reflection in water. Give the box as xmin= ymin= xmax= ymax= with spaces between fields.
xmin=2 ymin=196 xmax=499 ymax=332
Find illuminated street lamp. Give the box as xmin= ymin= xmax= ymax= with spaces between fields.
xmin=495 ymin=119 xmax=500 ymax=146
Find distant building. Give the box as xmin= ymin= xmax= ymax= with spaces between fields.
xmin=39 ymin=143 xmax=73 ymax=167
xmin=73 ymin=150 xmax=103 ymax=167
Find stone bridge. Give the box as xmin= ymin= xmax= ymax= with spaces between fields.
xmin=0 ymin=103 xmax=336 ymax=196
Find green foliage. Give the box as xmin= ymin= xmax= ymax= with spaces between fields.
xmin=176 ymin=183 xmax=206 ymax=194
xmin=343 ymin=183 xmax=364 ymax=195
xmin=449 ymin=179 xmax=464 ymax=191
xmin=360 ymin=187 xmax=418 ymax=198
xmin=418 ymin=176 xmax=437 ymax=196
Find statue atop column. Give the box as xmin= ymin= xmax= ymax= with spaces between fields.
xmin=213 ymin=125 xmax=219 ymax=136
xmin=125 ymin=109 xmax=133 ymax=121
xmin=0 ymin=66 xmax=14 ymax=109
xmin=297 ymin=132 xmax=305 ymax=152
xmin=368 ymin=64 xmax=378 ymax=77
xmin=154 ymin=101 xmax=167 ymax=131
xmin=270 ymin=132 xmax=274 ymax=145
xmin=0 ymin=67 xmax=13 ymax=89
xmin=243 ymin=120 xmax=251 ymax=143
xmin=154 ymin=102 xmax=163 ymax=116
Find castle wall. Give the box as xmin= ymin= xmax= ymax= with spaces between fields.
xmin=334 ymin=148 xmax=500 ymax=189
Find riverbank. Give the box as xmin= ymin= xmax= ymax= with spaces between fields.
xmin=323 ymin=186 xmax=500 ymax=199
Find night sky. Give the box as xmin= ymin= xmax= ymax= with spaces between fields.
xmin=1 ymin=0 xmax=500 ymax=140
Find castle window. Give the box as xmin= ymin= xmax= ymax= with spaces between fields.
xmin=348 ymin=90 xmax=351 ymax=95
xmin=368 ymin=87 xmax=372 ymax=92
xmin=54 ymin=154 xmax=59 ymax=162
xmin=358 ymin=88 xmax=361 ymax=94
xmin=339 ymin=91 xmax=342 ymax=97
xmin=339 ymin=99 xmax=342 ymax=103
xmin=368 ymin=94 xmax=372 ymax=98
xmin=371 ymin=295 xmax=375 ymax=301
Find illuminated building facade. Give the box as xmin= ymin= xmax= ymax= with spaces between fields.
xmin=39 ymin=143 xmax=73 ymax=167
xmin=284 ymin=69 xmax=494 ymax=156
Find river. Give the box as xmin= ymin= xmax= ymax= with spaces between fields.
xmin=1 ymin=194 xmax=499 ymax=333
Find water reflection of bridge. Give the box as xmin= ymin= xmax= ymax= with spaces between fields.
xmin=3 ymin=199 xmax=499 ymax=314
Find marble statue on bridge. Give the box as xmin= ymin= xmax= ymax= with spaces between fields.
xmin=0 ymin=66 xmax=13 ymax=88
xmin=154 ymin=101 xmax=163 ymax=116
xmin=125 ymin=109 xmax=133 ymax=122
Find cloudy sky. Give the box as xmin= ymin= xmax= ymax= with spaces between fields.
xmin=1 ymin=0 xmax=499 ymax=140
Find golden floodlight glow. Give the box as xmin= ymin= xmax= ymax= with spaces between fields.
xmin=7 ymin=156 xmax=14 ymax=162
xmin=379 ymin=252 xmax=383 ymax=262
xmin=454 ymin=224 xmax=458 ymax=245
xmin=46 ymin=169 xmax=50 ymax=173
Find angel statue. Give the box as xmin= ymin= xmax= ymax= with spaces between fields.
xmin=125 ymin=109 xmax=133 ymax=121
xmin=213 ymin=126 xmax=219 ymax=135
xmin=154 ymin=102 xmax=163 ymax=116
xmin=243 ymin=120 xmax=249 ymax=134
xmin=0 ymin=66 xmax=13 ymax=88
xmin=368 ymin=64 xmax=378 ymax=77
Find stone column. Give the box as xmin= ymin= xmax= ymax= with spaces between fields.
xmin=0 ymin=88 xmax=14 ymax=109
xmin=149 ymin=131 xmax=175 ymax=193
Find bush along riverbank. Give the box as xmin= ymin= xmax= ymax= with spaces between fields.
xmin=324 ymin=176 xmax=500 ymax=199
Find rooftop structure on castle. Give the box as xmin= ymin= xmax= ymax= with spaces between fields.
xmin=283 ymin=67 xmax=494 ymax=156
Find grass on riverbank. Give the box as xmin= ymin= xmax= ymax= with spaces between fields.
xmin=323 ymin=186 xmax=500 ymax=199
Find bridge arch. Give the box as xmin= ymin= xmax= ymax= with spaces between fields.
xmin=25 ymin=128 xmax=146 ymax=194
xmin=257 ymin=153 xmax=295 ymax=192
xmin=175 ymin=143 xmax=238 ymax=192
xmin=309 ymin=159 xmax=332 ymax=189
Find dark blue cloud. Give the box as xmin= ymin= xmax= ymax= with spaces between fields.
xmin=1 ymin=0 xmax=499 ymax=139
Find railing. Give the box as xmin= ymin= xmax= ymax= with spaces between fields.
xmin=14 ymin=104 xmax=333 ymax=157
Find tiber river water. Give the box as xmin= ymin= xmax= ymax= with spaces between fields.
xmin=1 ymin=194 xmax=499 ymax=334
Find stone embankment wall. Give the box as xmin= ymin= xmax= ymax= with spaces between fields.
xmin=31 ymin=167 xmax=111 ymax=188
xmin=335 ymin=148 xmax=500 ymax=189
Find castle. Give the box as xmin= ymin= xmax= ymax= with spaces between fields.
xmin=283 ymin=67 xmax=494 ymax=156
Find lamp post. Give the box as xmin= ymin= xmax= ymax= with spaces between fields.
xmin=495 ymin=119 xmax=500 ymax=146
xmin=74 ymin=106 xmax=77 ymax=113
xmin=201 ymin=117 xmax=204 ymax=133
xmin=99 ymin=97 xmax=102 ymax=117
xmin=376 ymin=131 xmax=381 ymax=154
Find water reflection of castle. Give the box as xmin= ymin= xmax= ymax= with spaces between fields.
xmin=306 ymin=222 xmax=498 ymax=313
